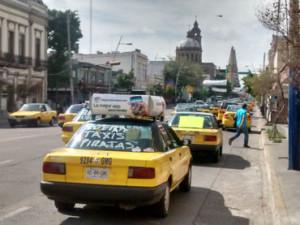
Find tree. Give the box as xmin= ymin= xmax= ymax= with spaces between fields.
xmin=47 ymin=9 xmax=83 ymax=89
xmin=149 ymin=84 xmax=164 ymax=96
xmin=163 ymin=60 xmax=203 ymax=99
xmin=115 ymin=70 xmax=135 ymax=90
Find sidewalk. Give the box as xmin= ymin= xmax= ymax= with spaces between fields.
xmin=261 ymin=116 xmax=300 ymax=224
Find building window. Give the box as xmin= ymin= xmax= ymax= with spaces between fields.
xmin=0 ymin=26 xmax=2 ymax=53
xmin=19 ymin=34 xmax=25 ymax=64
xmin=8 ymin=31 xmax=14 ymax=55
xmin=8 ymin=31 xmax=14 ymax=62
xmin=35 ymin=38 xmax=41 ymax=67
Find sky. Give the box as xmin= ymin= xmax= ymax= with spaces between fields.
xmin=43 ymin=0 xmax=274 ymax=72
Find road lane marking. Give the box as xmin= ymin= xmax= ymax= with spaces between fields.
xmin=0 ymin=133 xmax=57 ymax=143
xmin=0 ymin=160 xmax=13 ymax=165
xmin=0 ymin=206 xmax=31 ymax=221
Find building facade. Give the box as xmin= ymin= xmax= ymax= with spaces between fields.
xmin=147 ymin=60 xmax=168 ymax=87
xmin=74 ymin=49 xmax=148 ymax=90
xmin=47 ymin=61 xmax=110 ymax=109
xmin=176 ymin=20 xmax=216 ymax=80
xmin=0 ymin=0 xmax=48 ymax=113
xmin=226 ymin=47 xmax=240 ymax=87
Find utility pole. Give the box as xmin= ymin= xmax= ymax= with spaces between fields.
xmin=89 ymin=0 xmax=93 ymax=54
xmin=288 ymin=0 xmax=300 ymax=170
xmin=67 ymin=12 xmax=74 ymax=104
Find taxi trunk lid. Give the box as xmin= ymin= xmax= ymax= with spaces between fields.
xmin=46 ymin=149 xmax=158 ymax=186
xmin=173 ymin=127 xmax=219 ymax=145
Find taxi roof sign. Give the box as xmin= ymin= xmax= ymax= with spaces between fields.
xmin=90 ymin=94 xmax=166 ymax=118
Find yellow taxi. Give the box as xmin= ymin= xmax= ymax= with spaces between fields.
xmin=8 ymin=103 xmax=57 ymax=127
xmin=216 ymin=101 xmax=238 ymax=125
xmin=61 ymin=108 xmax=103 ymax=143
xmin=58 ymin=104 xmax=85 ymax=127
xmin=195 ymin=104 xmax=211 ymax=113
xmin=169 ymin=112 xmax=223 ymax=162
xmin=41 ymin=94 xmax=192 ymax=218
xmin=222 ymin=105 xmax=252 ymax=131
xmin=61 ymin=108 xmax=92 ymax=143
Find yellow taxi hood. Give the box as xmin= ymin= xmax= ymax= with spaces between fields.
xmin=10 ymin=111 xmax=40 ymax=117
xmin=45 ymin=148 xmax=164 ymax=162
xmin=172 ymin=127 xmax=219 ymax=133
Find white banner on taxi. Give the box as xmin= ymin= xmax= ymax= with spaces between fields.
xmin=90 ymin=94 xmax=166 ymax=118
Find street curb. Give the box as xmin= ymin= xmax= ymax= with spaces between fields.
xmin=261 ymin=130 xmax=291 ymax=225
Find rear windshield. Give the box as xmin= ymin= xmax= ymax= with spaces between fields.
xmin=221 ymin=102 xmax=237 ymax=109
xmin=65 ymin=104 xmax=83 ymax=114
xmin=226 ymin=105 xmax=241 ymax=112
xmin=170 ymin=114 xmax=215 ymax=129
xmin=67 ymin=122 xmax=155 ymax=152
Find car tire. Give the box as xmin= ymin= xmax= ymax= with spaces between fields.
xmin=212 ymin=148 xmax=221 ymax=163
xmin=9 ymin=122 xmax=16 ymax=128
xmin=35 ymin=118 xmax=41 ymax=127
xmin=220 ymin=146 xmax=223 ymax=156
xmin=49 ymin=117 xmax=56 ymax=126
xmin=179 ymin=165 xmax=192 ymax=192
xmin=154 ymin=183 xmax=170 ymax=218
xmin=54 ymin=201 xmax=75 ymax=212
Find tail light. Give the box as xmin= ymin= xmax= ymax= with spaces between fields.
xmin=58 ymin=115 xmax=65 ymax=120
xmin=128 ymin=167 xmax=155 ymax=179
xmin=43 ymin=162 xmax=66 ymax=175
xmin=204 ymin=135 xmax=217 ymax=142
xmin=63 ymin=126 xmax=73 ymax=132
xmin=224 ymin=114 xmax=229 ymax=119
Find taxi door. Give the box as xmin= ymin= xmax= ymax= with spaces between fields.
xmin=158 ymin=124 xmax=181 ymax=187
xmin=164 ymin=124 xmax=190 ymax=181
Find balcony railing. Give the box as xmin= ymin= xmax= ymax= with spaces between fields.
xmin=0 ymin=51 xmax=46 ymax=70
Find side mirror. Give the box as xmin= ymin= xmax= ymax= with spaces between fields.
xmin=183 ymin=139 xmax=191 ymax=146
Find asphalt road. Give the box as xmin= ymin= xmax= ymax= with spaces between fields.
xmin=0 ymin=114 xmax=271 ymax=225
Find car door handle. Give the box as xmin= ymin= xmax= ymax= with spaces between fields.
xmin=179 ymin=153 xmax=182 ymax=157
xmin=169 ymin=157 xmax=172 ymax=161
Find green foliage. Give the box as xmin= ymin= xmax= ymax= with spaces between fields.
xmin=243 ymin=70 xmax=274 ymax=97
xmin=47 ymin=9 xmax=83 ymax=89
xmin=163 ymin=60 xmax=203 ymax=94
xmin=48 ymin=10 xmax=82 ymax=54
xmin=149 ymin=84 xmax=164 ymax=96
xmin=115 ymin=70 xmax=135 ymax=90
xmin=226 ymin=80 xmax=232 ymax=95
xmin=267 ymin=125 xmax=286 ymax=143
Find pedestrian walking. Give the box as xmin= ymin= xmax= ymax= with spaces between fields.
xmin=228 ymin=103 xmax=250 ymax=148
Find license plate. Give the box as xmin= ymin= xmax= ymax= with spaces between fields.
xmin=85 ymin=167 xmax=109 ymax=180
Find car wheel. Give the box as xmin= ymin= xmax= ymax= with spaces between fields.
xmin=212 ymin=148 xmax=221 ymax=163
xmin=54 ymin=201 xmax=75 ymax=212
xmin=35 ymin=119 xmax=41 ymax=127
xmin=49 ymin=117 xmax=56 ymax=126
xmin=180 ymin=165 xmax=192 ymax=192
xmin=220 ymin=146 xmax=223 ymax=156
xmin=9 ymin=122 xmax=16 ymax=128
xmin=154 ymin=183 xmax=170 ymax=218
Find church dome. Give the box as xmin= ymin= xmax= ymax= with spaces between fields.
xmin=178 ymin=38 xmax=200 ymax=48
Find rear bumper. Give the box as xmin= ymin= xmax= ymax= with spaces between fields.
xmin=189 ymin=144 xmax=219 ymax=152
xmin=40 ymin=181 xmax=166 ymax=206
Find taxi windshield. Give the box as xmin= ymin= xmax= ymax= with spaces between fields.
xmin=65 ymin=104 xmax=83 ymax=114
xmin=19 ymin=104 xmax=42 ymax=112
xmin=67 ymin=122 xmax=155 ymax=152
xmin=170 ymin=114 xmax=215 ymax=129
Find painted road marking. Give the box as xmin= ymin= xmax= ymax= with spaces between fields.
xmin=0 ymin=133 xmax=57 ymax=143
xmin=0 ymin=160 xmax=13 ymax=166
xmin=0 ymin=206 xmax=31 ymax=221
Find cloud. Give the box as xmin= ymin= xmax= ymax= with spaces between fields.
xmin=43 ymin=0 xmax=273 ymax=70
